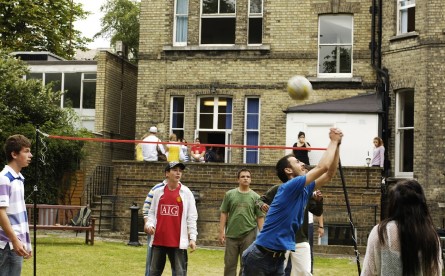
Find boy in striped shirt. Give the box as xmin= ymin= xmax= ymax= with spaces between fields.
xmin=0 ymin=135 xmax=33 ymax=276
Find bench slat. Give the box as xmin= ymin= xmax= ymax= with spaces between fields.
xmin=26 ymin=204 xmax=95 ymax=245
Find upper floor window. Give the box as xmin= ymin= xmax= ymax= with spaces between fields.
xmin=397 ymin=0 xmax=415 ymax=34
xmin=248 ymin=0 xmax=263 ymax=45
xmin=200 ymin=0 xmax=236 ymax=45
xmin=174 ymin=0 xmax=189 ymax=46
xmin=318 ymin=14 xmax=353 ymax=77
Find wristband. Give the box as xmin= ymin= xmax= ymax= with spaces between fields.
xmin=319 ymin=226 xmax=324 ymax=229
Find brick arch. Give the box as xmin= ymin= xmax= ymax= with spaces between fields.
xmin=313 ymin=0 xmax=361 ymax=14
xmin=390 ymin=78 xmax=416 ymax=91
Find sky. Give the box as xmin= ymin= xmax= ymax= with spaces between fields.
xmin=74 ymin=0 xmax=110 ymax=49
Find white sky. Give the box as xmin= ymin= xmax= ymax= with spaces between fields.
xmin=74 ymin=0 xmax=110 ymax=49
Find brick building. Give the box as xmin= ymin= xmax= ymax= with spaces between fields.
xmin=378 ymin=0 xmax=445 ymax=226
xmin=136 ymin=0 xmax=377 ymax=165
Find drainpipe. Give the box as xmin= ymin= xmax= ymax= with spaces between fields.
xmin=370 ymin=0 xmax=391 ymax=220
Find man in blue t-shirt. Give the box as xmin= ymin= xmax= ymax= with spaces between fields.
xmin=241 ymin=128 xmax=343 ymax=276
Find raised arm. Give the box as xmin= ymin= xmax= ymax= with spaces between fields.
xmin=313 ymin=142 xmax=340 ymax=190
xmin=305 ymin=128 xmax=342 ymax=186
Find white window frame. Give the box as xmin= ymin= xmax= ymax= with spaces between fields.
xmin=395 ymin=89 xmax=414 ymax=178
xmin=199 ymin=0 xmax=236 ymax=46
xmin=397 ymin=0 xmax=415 ymax=35
xmin=244 ymin=97 xmax=260 ymax=164
xmin=317 ymin=14 xmax=353 ymax=78
xmin=247 ymin=0 xmax=263 ymax=45
xmin=173 ymin=0 xmax=189 ymax=46
xmin=197 ymin=96 xmax=232 ymax=130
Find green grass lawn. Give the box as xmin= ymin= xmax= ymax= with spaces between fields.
xmin=22 ymin=234 xmax=360 ymax=276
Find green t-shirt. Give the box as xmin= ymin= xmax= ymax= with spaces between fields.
xmin=220 ymin=188 xmax=264 ymax=238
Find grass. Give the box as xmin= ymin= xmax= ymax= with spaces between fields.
xmin=22 ymin=234 xmax=360 ymax=276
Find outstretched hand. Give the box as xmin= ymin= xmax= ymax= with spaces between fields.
xmin=329 ymin=128 xmax=343 ymax=144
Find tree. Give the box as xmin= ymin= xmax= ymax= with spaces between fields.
xmin=95 ymin=0 xmax=140 ymax=61
xmin=0 ymin=0 xmax=92 ymax=59
xmin=0 ymin=51 xmax=91 ymax=203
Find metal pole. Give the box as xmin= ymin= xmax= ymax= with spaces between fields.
xmin=338 ymin=159 xmax=361 ymax=275
xmin=33 ymin=125 xmax=39 ymax=276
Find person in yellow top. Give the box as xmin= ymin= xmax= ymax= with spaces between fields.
xmin=166 ymin=133 xmax=185 ymax=162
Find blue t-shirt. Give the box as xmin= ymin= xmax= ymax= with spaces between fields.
xmin=255 ymin=175 xmax=315 ymax=251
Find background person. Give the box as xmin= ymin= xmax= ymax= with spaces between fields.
xmin=361 ymin=179 xmax=442 ymax=276
xmin=242 ymin=128 xmax=342 ymax=275
xmin=370 ymin=137 xmax=384 ymax=167
xmin=146 ymin=162 xmax=198 ymax=276
xmin=293 ymin=131 xmax=311 ymax=165
xmin=190 ymin=138 xmax=205 ymax=162
xmin=257 ymin=185 xmax=324 ymax=276
xmin=179 ymin=138 xmax=189 ymax=162
xmin=165 ymin=133 xmax=185 ymax=162
xmin=219 ymin=168 xmax=265 ymax=276
xmin=142 ymin=126 xmax=166 ymax=161
xmin=0 ymin=135 xmax=33 ymax=276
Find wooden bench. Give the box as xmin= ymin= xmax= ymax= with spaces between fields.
xmin=26 ymin=204 xmax=95 ymax=245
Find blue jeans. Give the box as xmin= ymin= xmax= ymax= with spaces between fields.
xmin=150 ymin=246 xmax=187 ymax=276
xmin=0 ymin=244 xmax=23 ymax=276
xmin=145 ymin=235 xmax=153 ymax=276
xmin=241 ymin=243 xmax=286 ymax=276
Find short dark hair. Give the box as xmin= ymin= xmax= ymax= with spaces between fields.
xmin=237 ymin=168 xmax=251 ymax=178
xmin=298 ymin=131 xmax=305 ymax=138
xmin=4 ymin=134 xmax=31 ymax=162
xmin=276 ymin=154 xmax=294 ymax=183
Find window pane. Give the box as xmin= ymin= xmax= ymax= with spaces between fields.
xmin=199 ymin=114 xmax=213 ymax=128
xmin=201 ymin=18 xmax=236 ymax=44
xmin=319 ymin=15 xmax=352 ymax=44
xmin=176 ymin=16 xmax=188 ymax=43
xmin=64 ymin=73 xmax=81 ymax=108
xmin=218 ymin=114 xmax=232 ymax=129
xmin=248 ymin=18 xmax=262 ymax=44
xmin=400 ymin=90 xmax=414 ymax=127
xmin=27 ymin=73 xmax=43 ymax=80
xmin=220 ymin=0 xmax=235 ymax=13
xmin=246 ymin=131 xmax=259 ymax=163
xmin=84 ymin=73 xmax=96 ymax=79
xmin=202 ymin=0 xmax=218 ymax=13
xmin=246 ymin=150 xmax=258 ymax=163
xmin=319 ymin=46 xmax=351 ymax=73
xmin=177 ymin=0 xmax=188 ymax=13
xmin=45 ymin=73 xmax=62 ymax=92
xmin=200 ymin=97 xmax=214 ymax=113
xmin=82 ymin=81 xmax=96 ymax=109
xmin=173 ymin=130 xmax=184 ymax=140
xmin=172 ymin=113 xmax=184 ymax=128
xmin=246 ymin=114 xmax=258 ymax=129
xmin=400 ymin=129 xmax=414 ymax=172
xmin=173 ymin=97 xmax=185 ymax=112
xmin=250 ymin=0 xmax=262 ymax=13
xmin=247 ymin=98 xmax=259 ymax=112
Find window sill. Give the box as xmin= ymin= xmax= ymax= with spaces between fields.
xmin=307 ymin=77 xmax=362 ymax=83
xmin=163 ymin=45 xmax=271 ymax=52
xmin=389 ymin=31 xmax=419 ymax=42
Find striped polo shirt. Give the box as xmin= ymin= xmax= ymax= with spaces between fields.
xmin=0 ymin=165 xmax=31 ymax=252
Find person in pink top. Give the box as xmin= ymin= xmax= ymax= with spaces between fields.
xmin=371 ymin=137 xmax=384 ymax=167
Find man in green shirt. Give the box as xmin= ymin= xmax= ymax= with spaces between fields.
xmin=219 ymin=168 xmax=265 ymax=276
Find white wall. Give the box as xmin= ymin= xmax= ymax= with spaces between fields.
xmin=286 ymin=113 xmax=378 ymax=166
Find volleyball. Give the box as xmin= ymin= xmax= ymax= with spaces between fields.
xmin=287 ymin=75 xmax=312 ymax=100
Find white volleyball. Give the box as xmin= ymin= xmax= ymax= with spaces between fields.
xmin=287 ymin=75 xmax=312 ymax=100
